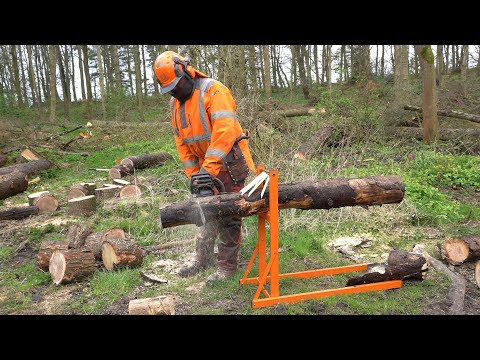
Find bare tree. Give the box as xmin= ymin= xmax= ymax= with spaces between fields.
xmin=82 ymin=45 xmax=93 ymax=117
xmin=48 ymin=45 xmax=56 ymax=124
xmin=69 ymin=45 xmax=77 ymax=102
xmin=10 ymin=45 xmax=23 ymax=107
xmin=96 ymin=46 xmax=106 ymax=121
xmin=27 ymin=45 xmax=42 ymax=118
xmin=415 ymin=45 xmax=439 ymax=143
xmin=133 ymin=45 xmax=144 ymax=121
xmin=262 ymin=45 xmax=272 ymax=107
xmin=460 ymin=45 xmax=468 ymax=97
xmin=77 ymin=46 xmax=86 ymax=100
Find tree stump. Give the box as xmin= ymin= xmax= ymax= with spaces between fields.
xmin=68 ymin=195 xmax=96 ymax=216
xmin=442 ymin=235 xmax=480 ymax=265
xmin=67 ymin=183 xmax=96 ymax=200
xmin=95 ymin=186 xmax=121 ymax=202
xmin=0 ymin=171 xmax=28 ymax=200
xmin=28 ymin=191 xmax=59 ymax=214
xmin=67 ymin=224 xmax=94 ymax=249
xmin=49 ymin=249 xmax=96 ymax=285
xmin=37 ymin=241 xmax=69 ymax=270
xmin=119 ymin=184 xmax=142 ymax=199
xmin=101 ymin=237 xmax=143 ymax=271
xmin=128 ymin=295 xmax=175 ymax=315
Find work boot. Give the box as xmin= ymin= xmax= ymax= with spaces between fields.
xmin=178 ymin=222 xmax=217 ymax=278
xmin=205 ymin=269 xmax=235 ymax=285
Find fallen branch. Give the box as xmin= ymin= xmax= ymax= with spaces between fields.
xmin=413 ymin=244 xmax=466 ymax=315
xmin=0 ymin=159 xmax=53 ymax=177
xmin=0 ymin=205 xmax=39 ymax=220
xmin=404 ymin=105 xmax=480 ymax=124
xmin=387 ymin=127 xmax=480 ymax=141
xmin=0 ymin=171 xmax=28 ymax=200
xmin=160 ymin=175 xmax=405 ymax=228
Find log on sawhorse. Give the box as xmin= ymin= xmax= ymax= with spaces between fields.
xmin=237 ymin=167 xmax=402 ymax=309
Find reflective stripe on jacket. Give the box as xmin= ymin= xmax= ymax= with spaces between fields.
xmin=171 ymin=77 xmax=255 ymax=179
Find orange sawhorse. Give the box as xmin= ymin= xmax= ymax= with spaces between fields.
xmin=240 ymin=166 xmax=402 ymax=309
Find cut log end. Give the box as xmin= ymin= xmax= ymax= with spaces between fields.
xmin=475 ymin=261 xmax=480 ymax=289
xmin=34 ymin=194 xmax=59 ymax=214
xmin=49 ymin=252 xmax=67 ymax=285
xmin=444 ymin=238 xmax=471 ymax=264
xmin=119 ymin=184 xmax=142 ymax=199
xmin=102 ymin=242 xmax=117 ymax=271
xmin=109 ymin=168 xmax=122 ymax=179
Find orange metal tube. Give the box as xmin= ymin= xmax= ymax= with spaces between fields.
xmin=269 ymin=170 xmax=279 ymax=297
xmin=240 ymin=245 xmax=258 ymax=285
xmin=252 ymin=280 xmax=402 ymax=308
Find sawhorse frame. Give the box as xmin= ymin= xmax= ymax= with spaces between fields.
xmin=240 ymin=165 xmax=402 ymax=309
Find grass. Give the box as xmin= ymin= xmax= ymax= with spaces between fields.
xmin=1 ymin=78 xmax=479 ymax=315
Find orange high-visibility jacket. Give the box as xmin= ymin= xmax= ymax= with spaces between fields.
xmin=170 ymin=75 xmax=255 ymax=179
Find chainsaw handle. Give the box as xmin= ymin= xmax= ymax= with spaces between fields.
xmin=213 ymin=177 xmax=225 ymax=194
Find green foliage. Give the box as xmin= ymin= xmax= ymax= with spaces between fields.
xmin=0 ymin=246 xmax=15 ymax=262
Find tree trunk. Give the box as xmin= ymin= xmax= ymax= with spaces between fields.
xmin=67 ymin=224 xmax=94 ymax=249
xmin=346 ymin=249 xmax=427 ymax=286
xmin=442 ymin=235 xmax=480 ymax=265
xmin=10 ymin=45 xmax=23 ymax=107
xmin=296 ymin=45 xmax=310 ymax=100
xmin=314 ymin=45 xmax=319 ymax=84
xmin=112 ymin=45 xmax=122 ymax=91
xmin=289 ymin=45 xmax=296 ymax=102
xmin=305 ymin=45 xmax=312 ymax=86
xmin=56 ymin=45 xmax=69 ymax=120
xmin=49 ymin=249 xmax=96 ymax=285
xmin=101 ymin=237 xmax=143 ymax=271
xmin=394 ymin=45 xmax=410 ymax=103
xmin=0 ymin=205 xmax=38 ymax=220
xmin=77 ymin=46 xmax=86 ymax=100
xmin=18 ymin=46 xmax=28 ymax=106
xmin=0 ymin=159 xmax=53 ymax=176
xmin=34 ymin=46 xmax=45 ymax=103
xmin=37 ymin=241 xmax=69 ymax=270
xmin=48 ymin=45 xmax=56 ymax=124
xmin=69 ymin=45 xmax=77 ymax=102
xmin=133 ymin=45 xmax=144 ymax=121
xmin=445 ymin=45 xmax=450 ymax=74
xmin=415 ymin=45 xmax=439 ymax=143
xmin=96 ymin=46 xmax=106 ymax=121
xmin=160 ymin=176 xmax=405 ymax=228
xmin=436 ymin=45 xmax=443 ymax=87
xmin=326 ymin=45 xmax=332 ymax=91
xmin=381 ymin=45 xmax=385 ymax=77
xmin=67 ymin=195 xmax=96 ymax=216
xmin=460 ymin=45 xmax=468 ymax=97
xmin=141 ymin=45 xmax=148 ymax=97
xmin=339 ymin=45 xmax=344 ymax=83
xmin=403 ymin=105 xmax=480 ymax=124
xmin=126 ymin=46 xmax=134 ymax=95
xmin=27 ymin=45 xmax=42 ymax=118
xmin=262 ymin=45 xmax=272 ymax=107
xmin=248 ymin=45 xmax=257 ymax=93
xmin=387 ymin=126 xmax=480 ymax=140
xmin=128 ymin=296 xmax=175 ymax=315
xmin=82 ymin=45 xmax=92 ymax=117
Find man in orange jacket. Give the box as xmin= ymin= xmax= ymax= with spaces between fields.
xmin=154 ymin=51 xmax=256 ymax=283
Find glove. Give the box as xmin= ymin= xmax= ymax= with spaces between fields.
xmin=190 ymin=172 xmax=215 ymax=197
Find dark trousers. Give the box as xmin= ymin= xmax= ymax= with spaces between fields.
xmin=196 ymin=170 xmax=243 ymax=273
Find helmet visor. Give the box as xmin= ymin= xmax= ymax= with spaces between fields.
xmin=159 ymin=74 xmax=183 ymax=94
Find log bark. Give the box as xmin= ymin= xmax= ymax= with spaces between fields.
xmin=95 ymin=186 xmax=120 ymax=202
xmin=67 ymin=183 xmax=96 ymax=200
xmin=109 ymin=164 xmax=134 ymax=179
xmin=475 ymin=261 xmax=480 ymax=289
xmin=442 ymin=235 xmax=480 ymax=265
xmin=160 ymin=175 xmax=405 ymax=228
xmin=28 ymin=191 xmax=58 ymax=214
xmin=404 ymin=105 xmax=480 ymax=124
xmin=128 ymin=295 xmax=175 ymax=315
xmin=67 ymin=224 xmax=94 ymax=249
xmin=37 ymin=241 xmax=69 ymax=270
xmin=388 ymin=127 xmax=480 ymax=140
xmin=84 ymin=232 xmax=104 ymax=260
xmin=68 ymin=195 xmax=96 ymax=216
xmin=101 ymin=237 xmax=143 ymax=271
xmin=49 ymin=249 xmax=96 ymax=285
xmin=101 ymin=227 xmax=126 ymax=242
xmin=0 ymin=155 xmax=7 ymax=167
xmin=119 ymin=184 xmax=142 ymax=199
xmin=0 ymin=159 xmax=53 ymax=176
xmin=0 ymin=205 xmax=39 ymax=220
xmin=346 ymin=249 xmax=428 ymax=286
xmin=413 ymin=244 xmax=466 ymax=315
xmin=294 ymin=124 xmax=334 ymax=160
xmin=120 ymin=152 xmax=173 ymax=170
xmin=0 ymin=171 xmax=28 ymax=200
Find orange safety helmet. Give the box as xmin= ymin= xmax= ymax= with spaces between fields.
xmin=154 ymin=51 xmax=195 ymax=94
